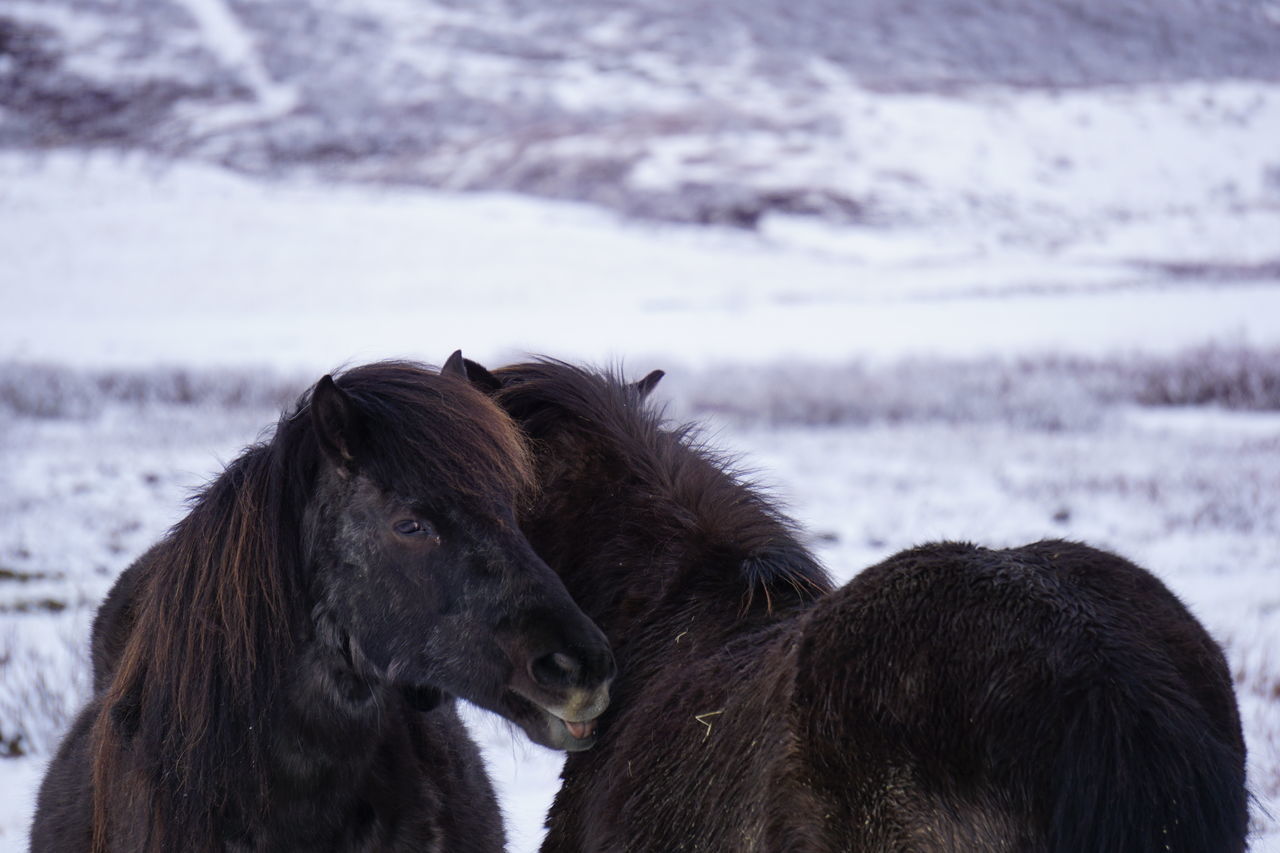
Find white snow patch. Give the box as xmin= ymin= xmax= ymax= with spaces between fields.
xmin=2 ymin=153 xmax=1279 ymax=375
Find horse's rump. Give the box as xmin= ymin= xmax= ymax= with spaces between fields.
xmin=794 ymin=539 xmax=1247 ymax=852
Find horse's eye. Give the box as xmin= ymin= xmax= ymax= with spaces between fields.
xmin=393 ymin=519 xmax=437 ymax=539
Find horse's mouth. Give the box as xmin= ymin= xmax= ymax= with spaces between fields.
xmin=562 ymin=718 xmax=597 ymax=740
xmin=548 ymin=711 xmax=600 ymax=750
xmin=502 ymin=687 xmax=607 ymax=752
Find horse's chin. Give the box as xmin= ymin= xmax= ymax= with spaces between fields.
xmin=383 ymin=664 xmax=601 ymax=750
xmin=499 ymin=689 xmax=603 ymax=752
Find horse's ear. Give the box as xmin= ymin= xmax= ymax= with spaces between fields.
xmin=462 ymin=358 xmax=503 ymax=394
xmin=442 ymin=350 xmax=468 ymax=380
xmin=633 ymin=369 xmax=665 ymax=399
xmin=312 ymin=375 xmax=361 ymax=470
xmin=442 ymin=350 xmax=503 ymax=394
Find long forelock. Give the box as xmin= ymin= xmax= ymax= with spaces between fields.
xmin=333 ymin=361 xmax=535 ymax=511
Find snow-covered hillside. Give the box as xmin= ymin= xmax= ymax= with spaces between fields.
xmin=4 ymin=0 xmax=1280 ymax=231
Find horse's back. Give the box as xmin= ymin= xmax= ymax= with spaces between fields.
xmin=793 ymin=539 xmax=1246 ymax=852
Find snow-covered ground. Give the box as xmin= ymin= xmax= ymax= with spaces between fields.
xmin=1 ymin=144 xmax=1278 ymax=850
xmin=3 ymin=149 xmax=1280 ymax=372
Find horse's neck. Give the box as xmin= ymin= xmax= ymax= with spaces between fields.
xmin=274 ymin=643 xmax=394 ymax=774
xmin=215 ymin=645 xmax=421 ymax=846
xmin=530 ymin=432 xmax=821 ymax=684
xmin=539 ymin=497 xmax=801 ymax=680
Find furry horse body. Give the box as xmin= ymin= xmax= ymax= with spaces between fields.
xmin=32 ymin=359 xmax=614 ymax=853
xmin=475 ymin=360 xmax=1247 ymax=853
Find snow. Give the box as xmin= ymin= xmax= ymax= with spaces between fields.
xmin=1 ymin=143 xmax=1279 ymax=850
xmin=7 ymin=0 xmax=1280 ymax=230
xmin=3 ymin=151 xmax=1280 ymax=375
xmin=0 ymin=762 xmax=43 ymax=850
xmin=168 ymin=0 xmax=301 ymax=136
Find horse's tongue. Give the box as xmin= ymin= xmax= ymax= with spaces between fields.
xmin=565 ymin=719 xmax=595 ymax=740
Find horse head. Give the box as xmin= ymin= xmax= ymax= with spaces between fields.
xmin=302 ymin=359 xmax=614 ymax=751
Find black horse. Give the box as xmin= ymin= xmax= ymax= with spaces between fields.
xmin=31 ymin=357 xmax=615 ymax=853
xmin=462 ymin=358 xmax=1247 ymax=852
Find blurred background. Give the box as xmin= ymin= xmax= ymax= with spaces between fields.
xmin=1 ymin=0 xmax=1279 ymax=849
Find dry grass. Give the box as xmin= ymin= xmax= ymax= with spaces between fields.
xmin=0 ymin=362 xmax=302 ymax=420
xmin=672 ymin=344 xmax=1280 ymax=429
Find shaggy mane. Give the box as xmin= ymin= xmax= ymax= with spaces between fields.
xmin=494 ymin=359 xmax=832 ymax=614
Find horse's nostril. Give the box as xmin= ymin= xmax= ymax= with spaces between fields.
xmin=552 ymin=652 xmax=581 ymax=678
xmin=531 ymin=651 xmax=584 ymax=688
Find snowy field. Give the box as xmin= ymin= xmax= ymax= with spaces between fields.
xmin=2 ymin=143 xmax=1279 ymax=850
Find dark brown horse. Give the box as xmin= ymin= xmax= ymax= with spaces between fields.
xmin=31 ymin=357 xmax=615 ymax=853
xmin=463 ymin=358 xmax=1247 ymax=852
